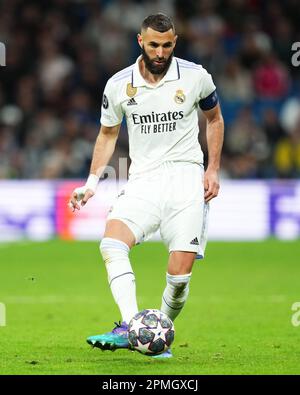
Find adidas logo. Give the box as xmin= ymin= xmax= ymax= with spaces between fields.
xmin=190 ymin=237 xmax=199 ymax=245
xmin=127 ymin=98 xmax=138 ymax=106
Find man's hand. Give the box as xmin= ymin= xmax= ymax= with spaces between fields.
xmin=68 ymin=186 xmax=95 ymax=212
xmin=68 ymin=174 xmax=99 ymax=212
xmin=203 ymin=168 xmax=220 ymax=203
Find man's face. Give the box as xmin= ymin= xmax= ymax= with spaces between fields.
xmin=138 ymin=28 xmax=177 ymax=75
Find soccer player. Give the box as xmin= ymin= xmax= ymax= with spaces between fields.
xmin=69 ymin=13 xmax=224 ymax=358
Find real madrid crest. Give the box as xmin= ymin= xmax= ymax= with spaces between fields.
xmin=174 ymin=89 xmax=186 ymax=104
xmin=126 ymin=83 xmax=137 ymax=98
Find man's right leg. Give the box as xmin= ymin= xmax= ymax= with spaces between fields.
xmin=87 ymin=219 xmax=138 ymax=350
xmin=87 ymin=175 xmax=161 ymax=351
xmin=101 ymin=219 xmax=138 ymax=325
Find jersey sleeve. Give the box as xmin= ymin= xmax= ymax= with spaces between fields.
xmin=197 ymin=69 xmax=218 ymax=111
xmin=100 ymin=78 xmax=123 ymax=126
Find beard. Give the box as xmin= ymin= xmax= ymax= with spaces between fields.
xmin=141 ymin=46 xmax=173 ymax=75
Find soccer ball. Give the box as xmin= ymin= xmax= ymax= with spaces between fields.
xmin=128 ymin=309 xmax=175 ymax=355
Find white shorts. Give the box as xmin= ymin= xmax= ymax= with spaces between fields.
xmin=107 ymin=161 xmax=209 ymax=259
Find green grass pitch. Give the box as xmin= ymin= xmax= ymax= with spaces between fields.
xmin=0 ymin=239 xmax=300 ymax=375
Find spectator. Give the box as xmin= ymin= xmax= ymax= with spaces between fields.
xmin=274 ymin=118 xmax=300 ymax=177
xmin=0 ymin=0 xmax=299 ymax=180
xmin=217 ymin=57 xmax=253 ymax=103
xmin=225 ymin=107 xmax=270 ymax=177
xmin=253 ymin=52 xmax=290 ymax=100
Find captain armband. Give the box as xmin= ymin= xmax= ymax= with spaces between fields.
xmin=199 ymin=90 xmax=219 ymax=111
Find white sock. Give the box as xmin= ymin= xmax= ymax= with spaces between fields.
xmin=160 ymin=273 xmax=191 ymax=322
xmin=100 ymin=237 xmax=138 ymax=324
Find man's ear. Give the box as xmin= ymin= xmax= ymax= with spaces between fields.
xmin=137 ymin=33 xmax=143 ymax=49
xmin=173 ymin=35 xmax=178 ymax=48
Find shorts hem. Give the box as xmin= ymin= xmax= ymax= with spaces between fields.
xmin=169 ymin=247 xmax=204 ymax=259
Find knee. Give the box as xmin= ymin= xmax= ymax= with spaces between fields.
xmin=168 ymin=251 xmax=196 ymax=275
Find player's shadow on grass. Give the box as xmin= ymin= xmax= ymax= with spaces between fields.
xmin=92 ymin=353 xmax=172 ymax=364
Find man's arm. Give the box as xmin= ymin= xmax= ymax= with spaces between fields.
xmin=89 ymin=124 xmax=121 ymax=177
xmin=202 ymin=103 xmax=224 ymax=203
xmin=70 ymin=123 xmax=121 ymax=211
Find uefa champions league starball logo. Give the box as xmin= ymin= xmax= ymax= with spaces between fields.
xmin=128 ymin=309 xmax=175 ymax=355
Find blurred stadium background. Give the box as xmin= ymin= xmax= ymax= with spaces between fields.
xmin=0 ymin=0 xmax=299 ymax=242
xmin=0 ymin=0 xmax=300 ymax=375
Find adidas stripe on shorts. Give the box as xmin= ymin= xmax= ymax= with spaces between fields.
xmin=107 ymin=161 xmax=209 ymax=259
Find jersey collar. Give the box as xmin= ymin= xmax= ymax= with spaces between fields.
xmin=132 ymin=55 xmax=180 ymax=88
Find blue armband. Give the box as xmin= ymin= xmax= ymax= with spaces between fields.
xmin=199 ymin=90 xmax=219 ymax=111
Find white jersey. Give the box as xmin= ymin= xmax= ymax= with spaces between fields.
xmin=100 ymin=56 xmax=216 ymax=177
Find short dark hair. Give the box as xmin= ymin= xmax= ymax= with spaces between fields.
xmin=141 ymin=13 xmax=175 ymax=33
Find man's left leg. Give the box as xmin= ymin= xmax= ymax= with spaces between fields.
xmin=161 ymin=251 xmax=195 ymax=322
xmin=151 ymin=251 xmax=195 ymax=359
